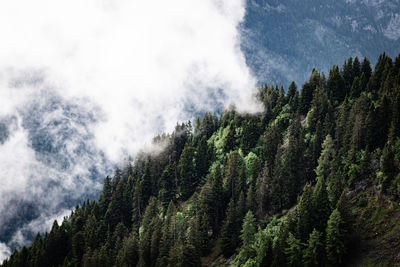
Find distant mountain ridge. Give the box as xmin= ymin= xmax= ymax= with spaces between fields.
xmin=241 ymin=0 xmax=400 ymax=87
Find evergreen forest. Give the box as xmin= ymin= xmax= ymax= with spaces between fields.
xmin=2 ymin=52 xmax=400 ymax=266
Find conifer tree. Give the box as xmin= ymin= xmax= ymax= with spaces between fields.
xmin=132 ymin=178 xmax=143 ymax=225
xmin=241 ymin=115 xmax=261 ymax=154
xmin=312 ymin=177 xmax=331 ymax=232
xmin=105 ymin=178 xmax=127 ymax=230
xmin=158 ymin=163 xmax=177 ymax=208
xmin=157 ymin=201 xmax=177 ymax=266
xmin=327 ymin=65 xmax=346 ymax=103
xmin=296 ymin=184 xmax=314 ymax=241
xmin=342 ymin=57 xmax=354 ymax=93
xmin=178 ymin=143 xmax=196 ymax=200
xmin=303 ymin=229 xmax=324 ymax=267
xmin=256 ymin=164 xmax=269 ymax=218
xmin=300 ymin=69 xmax=321 ymax=114
xmin=285 ymin=232 xmax=303 ymax=267
xmin=326 ymin=208 xmax=345 ymax=265
xmin=139 ymin=198 xmax=159 ymax=266
xmin=195 ymin=135 xmax=209 ymax=182
xmin=220 ymin=198 xmax=239 ymax=257
xmin=353 ymin=57 xmax=361 ymax=79
xmin=210 ymin=164 xmax=224 ymax=234
xmin=99 ymin=176 xmax=112 ymax=215
xmin=239 ymin=211 xmax=257 ymax=260
xmin=141 ymin=163 xmax=153 ymax=206
xmin=224 ymin=123 xmax=236 ymax=153
xmin=315 ymin=133 xmax=335 ymax=181
xmin=115 ymin=232 xmax=139 ymax=267
xmin=261 ymin=124 xmax=281 ymax=174
xmin=225 ymin=151 xmax=245 ymax=202
xmin=361 ymin=56 xmax=372 ymax=82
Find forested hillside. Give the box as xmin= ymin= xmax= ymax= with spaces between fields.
xmin=2 ymin=52 xmax=400 ymax=266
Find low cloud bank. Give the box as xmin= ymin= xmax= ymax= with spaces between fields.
xmin=0 ymin=0 xmax=259 ymax=261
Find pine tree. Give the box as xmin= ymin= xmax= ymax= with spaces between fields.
xmin=168 ymin=243 xmax=201 ymax=267
xmin=312 ymin=177 xmax=331 ymax=232
xmin=300 ymin=69 xmax=321 ymax=114
xmin=349 ymin=76 xmax=362 ymax=99
xmin=261 ymin=124 xmax=281 ymax=174
xmin=361 ymin=56 xmax=372 ymax=83
xmin=315 ymin=133 xmax=335 ymax=176
xmin=178 ymin=143 xmax=196 ymax=200
xmin=246 ymin=183 xmax=256 ymax=215
xmin=342 ymin=57 xmax=354 ymax=93
xmin=225 ymin=151 xmax=245 ymax=202
xmin=241 ymin=115 xmax=261 ymax=154
xmin=287 ymin=81 xmax=298 ymax=101
xmin=256 ymin=164 xmax=269 ymax=218
xmin=105 ymin=178 xmax=127 ymax=230
xmin=141 ymin=162 xmax=153 ymax=206
xmin=99 ymin=176 xmax=112 ymax=215
xmin=327 ymin=65 xmax=346 ymax=104
xmin=210 ymin=164 xmax=224 ymax=235
xmin=220 ymin=198 xmax=239 ymax=257
xmin=353 ymin=57 xmax=361 ymax=79
xmin=224 ymin=123 xmax=236 ymax=153
xmin=157 ymin=201 xmax=177 ymax=266
xmin=198 ymin=212 xmax=210 ymax=255
xmin=336 ymin=189 xmax=354 ymax=245
xmin=139 ymin=198 xmax=159 ymax=266
xmin=150 ymin=217 xmax=162 ymax=266
xmin=158 ymin=163 xmax=177 ymax=208
xmin=285 ymin=232 xmax=303 ymax=267
xmin=296 ymin=184 xmax=314 ymax=241
xmin=326 ymin=208 xmax=345 ymax=265
xmin=303 ymin=229 xmax=324 ymax=267
xmin=115 ymin=232 xmax=139 ymax=267
xmin=254 ymin=225 xmax=274 ymax=267
xmin=132 ymin=178 xmax=143 ymax=225
xmin=239 ymin=211 xmax=257 ymax=261
xmin=195 ymin=136 xmax=210 ymax=182
xmin=279 ymin=114 xmax=306 ymax=209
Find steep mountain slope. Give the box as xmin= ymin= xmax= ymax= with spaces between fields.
xmin=2 ymin=1 xmax=400 ymax=260
xmin=242 ymin=0 xmax=400 ymax=86
xmin=2 ymin=52 xmax=400 ymax=266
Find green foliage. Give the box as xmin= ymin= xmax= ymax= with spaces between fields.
xmin=315 ymin=135 xmax=334 ymax=180
xmin=115 ymin=232 xmax=139 ymax=267
xmin=326 ymin=209 xmax=345 ymax=265
xmin=312 ymin=177 xmax=331 ymax=232
xmin=178 ymin=144 xmax=197 ymax=200
xmin=235 ymin=211 xmax=256 ymax=265
xmin=296 ymin=183 xmax=314 ymax=241
xmin=285 ymin=232 xmax=304 ymax=267
xmin=220 ymin=199 xmax=239 ymax=257
xmin=303 ymin=229 xmax=324 ymax=267
xmin=3 ymin=52 xmax=400 ymax=267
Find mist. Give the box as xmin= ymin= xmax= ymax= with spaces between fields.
xmin=0 ymin=0 xmax=259 ymax=261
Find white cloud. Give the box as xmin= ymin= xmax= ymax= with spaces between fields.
xmin=0 ymin=243 xmax=10 ymax=265
xmin=0 ymin=0 xmax=257 ymax=161
xmin=0 ymin=0 xmax=258 ymax=261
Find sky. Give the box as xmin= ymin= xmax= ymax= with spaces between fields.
xmin=0 ymin=0 xmax=259 ymax=261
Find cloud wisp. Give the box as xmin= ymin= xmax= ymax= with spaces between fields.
xmin=0 ymin=0 xmax=258 ymax=261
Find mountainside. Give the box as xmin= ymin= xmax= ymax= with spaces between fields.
xmin=242 ymin=0 xmax=400 ymax=86
xmin=2 ymin=52 xmax=400 ymax=266
xmin=2 ymin=1 xmax=400 ymax=259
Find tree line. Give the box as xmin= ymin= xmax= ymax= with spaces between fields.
xmin=2 ymin=52 xmax=400 ymax=266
